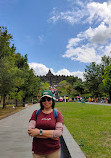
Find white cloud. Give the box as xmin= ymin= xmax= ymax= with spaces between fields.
xmin=72 ymin=71 xmax=84 ymax=81
xmin=78 ymin=22 xmax=111 ymax=44
xmin=49 ymin=7 xmax=87 ymax=25
xmin=63 ymin=21 xmax=111 ymax=63
xmin=28 ymin=1 xmax=111 ymax=81
xmin=104 ymin=44 xmax=111 ymax=56
xmin=59 ymin=1 xmax=111 ymax=64
xmin=28 ymin=63 xmax=84 ymax=80
xmin=56 ymin=69 xmax=84 ymax=80
xmin=56 ymin=69 xmax=71 ymax=76
xmin=73 ymin=0 xmax=84 ymax=7
xmin=28 ymin=63 xmax=49 ymax=76
xmin=63 ymin=44 xmax=102 ymax=63
xmin=66 ymin=38 xmax=82 ymax=48
xmin=91 ymin=24 xmax=111 ymax=44
xmin=50 ymin=1 xmax=111 ymax=26
xmin=87 ymin=2 xmax=111 ymax=25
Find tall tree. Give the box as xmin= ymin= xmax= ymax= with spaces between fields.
xmin=84 ymin=62 xmax=103 ymax=97
xmin=0 ymin=26 xmax=13 ymax=59
xmin=36 ymin=82 xmax=50 ymax=101
xmin=21 ymin=68 xmax=41 ymax=106
xmin=101 ymin=55 xmax=111 ymax=68
xmin=11 ymin=53 xmax=29 ymax=106
xmin=0 ymin=27 xmax=16 ymax=108
xmin=10 ymin=68 xmax=24 ymax=106
xmin=57 ymin=80 xmax=73 ymax=97
xmin=66 ymin=76 xmax=77 ymax=86
xmin=14 ymin=53 xmax=28 ymax=69
xmin=73 ymin=79 xmax=84 ymax=96
xmin=102 ymin=65 xmax=111 ymax=102
xmin=0 ymin=57 xmax=16 ymax=108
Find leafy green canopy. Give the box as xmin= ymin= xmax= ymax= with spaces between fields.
xmin=0 ymin=27 xmax=43 ymax=108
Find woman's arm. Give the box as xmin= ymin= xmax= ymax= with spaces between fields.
xmin=28 ymin=128 xmax=53 ymax=138
xmin=28 ymin=120 xmax=36 ymax=129
xmin=28 ymin=130 xmax=58 ymax=140
xmin=28 ymin=122 xmax=63 ymax=138
xmin=28 ymin=120 xmax=53 ymax=138
xmin=28 ymin=122 xmax=58 ymax=139
xmin=53 ymin=122 xmax=63 ymax=137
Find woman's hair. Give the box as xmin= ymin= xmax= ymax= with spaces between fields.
xmin=40 ymin=98 xmax=55 ymax=110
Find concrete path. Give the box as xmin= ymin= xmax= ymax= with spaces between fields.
xmin=0 ymin=104 xmax=86 ymax=158
xmin=0 ymin=104 xmax=40 ymax=158
xmin=85 ymin=102 xmax=111 ymax=106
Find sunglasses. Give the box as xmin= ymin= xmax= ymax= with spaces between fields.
xmin=41 ymin=97 xmax=52 ymax=102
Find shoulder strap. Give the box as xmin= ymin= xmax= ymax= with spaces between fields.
xmin=53 ymin=109 xmax=58 ymax=119
xmin=36 ymin=109 xmax=41 ymax=120
xmin=36 ymin=109 xmax=58 ymax=120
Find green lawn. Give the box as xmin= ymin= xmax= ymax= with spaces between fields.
xmin=56 ymin=102 xmax=111 ymax=158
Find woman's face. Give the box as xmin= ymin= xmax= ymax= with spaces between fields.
xmin=41 ymin=96 xmax=53 ymax=109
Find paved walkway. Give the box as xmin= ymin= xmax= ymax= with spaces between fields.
xmin=85 ymin=102 xmax=111 ymax=106
xmin=0 ymin=104 xmax=40 ymax=158
xmin=0 ymin=104 xmax=86 ymax=158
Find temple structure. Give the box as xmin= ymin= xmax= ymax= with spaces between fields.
xmin=37 ymin=69 xmax=70 ymax=86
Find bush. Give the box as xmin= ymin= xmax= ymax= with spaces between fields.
xmin=33 ymin=100 xmax=37 ymax=104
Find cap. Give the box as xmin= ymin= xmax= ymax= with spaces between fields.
xmin=41 ymin=90 xmax=53 ymax=98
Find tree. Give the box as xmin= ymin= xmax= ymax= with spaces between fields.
xmin=11 ymin=53 xmax=29 ymax=106
xmin=0 ymin=26 xmax=13 ymax=59
xmin=57 ymin=80 xmax=73 ymax=97
xmin=10 ymin=68 xmax=24 ymax=106
xmin=66 ymin=76 xmax=77 ymax=86
xmin=84 ymin=62 xmax=103 ymax=97
xmin=0 ymin=27 xmax=17 ymax=108
xmin=101 ymin=55 xmax=111 ymax=68
xmin=102 ymin=65 xmax=111 ymax=102
xmin=36 ymin=82 xmax=50 ymax=101
xmin=0 ymin=26 xmax=42 ymax=108
xmin=14 ymin=53 xmax=28 ymax=69
xmin=0 ymin=57 xmax=16 ymax=108
xmin=73 ymin=79 xmax=84 ymax=96
xmin=21 ymin=68 xmax=41 ymax=106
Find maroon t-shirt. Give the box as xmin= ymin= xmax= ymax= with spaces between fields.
xmin=30 ymin=110 xmax=63 ymax=155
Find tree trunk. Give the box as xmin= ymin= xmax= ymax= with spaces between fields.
xmin=15 ymin=99 xmax=18 ymax=106
xmin=80 ymin=89 xmax=83 ymax=95
xmin=109 ymin=92 xmax=111 ymax=103
xmin=1 ymin=96 xmax=3 ymax=105
xmin=3 ymin=94 xmax=6 ymax=108
xmin=22 ymin=97 xmax=25 ymax=107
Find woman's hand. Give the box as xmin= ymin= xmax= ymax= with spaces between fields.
xmin=28 ymin=128 xmax=40 ymax=137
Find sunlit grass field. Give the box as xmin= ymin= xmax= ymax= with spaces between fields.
xmin=56 ymin=102 xmax=111 ymax=158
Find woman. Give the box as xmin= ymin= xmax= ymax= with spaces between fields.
xmin=28 ymin=90 xmax=63 ymax=158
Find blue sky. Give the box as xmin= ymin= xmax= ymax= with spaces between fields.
xmin=0 ymin=0 xmax=111 ymax=80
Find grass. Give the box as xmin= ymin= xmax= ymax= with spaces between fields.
xmin=56 ymin=102 xmax=111 ymax=158
xmin=0 ymin=104 xmax=25 ymax=120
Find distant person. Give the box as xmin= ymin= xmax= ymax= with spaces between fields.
xmin=96 ymin=98 xmax=98 ymax=102
xmin=28 ymin=90 xmax=63 ymax=158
